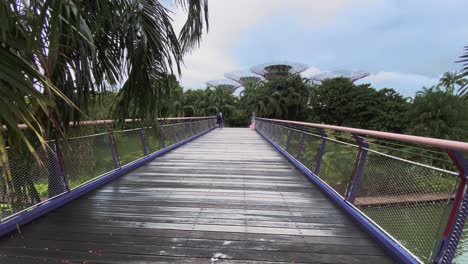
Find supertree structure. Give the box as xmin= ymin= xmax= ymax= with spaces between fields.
xmin=224 ymin=71 xmax=264 ymax=87
xmin=250 ymin=61 xmax=309 ymax=79
xmin=311 ymin=70 xmax=370 ymax=82
xmin=206 ymin=79 xmax=242 ymax=93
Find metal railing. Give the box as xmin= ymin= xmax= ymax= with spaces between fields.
xmin=0 ymin=117 xmax=216 ymax=223
xmin=255 ymin=118 xmax=468 ymax=264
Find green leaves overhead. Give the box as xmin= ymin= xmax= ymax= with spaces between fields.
xmin=0 ymin=0 xmax=209 ymax=180
xmin=241 ymin=75 xmax=312 ymax=121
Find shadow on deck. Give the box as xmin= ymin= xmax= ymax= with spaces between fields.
xmin=0 ymin=128 xmax=394 ymax=263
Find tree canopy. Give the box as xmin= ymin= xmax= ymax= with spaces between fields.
xmin=0 ymin=0 xmax=209 ymax=172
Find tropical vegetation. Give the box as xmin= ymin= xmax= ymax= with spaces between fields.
xmin=0 ymin=0 xmax=208 ymax=174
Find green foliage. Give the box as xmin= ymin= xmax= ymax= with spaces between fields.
xmin=408 ymin=87 xmax=468 ymax=141
xmin=309 ymin=78 xmax=409 ymax=132
xmin=86 ymin=92 xmax=117 ymax=120
xmin=225 ymin=109 xmax=250 ymax=127
xmin=437 ymin=71 xmax=467 ymax=95
xmin=180 ymin=86 xmax=237 ymax=117
xmin=241 ymin=75 xmax=312 ymax=120
xmin=456 ymin=46 xmax=468 ymax=99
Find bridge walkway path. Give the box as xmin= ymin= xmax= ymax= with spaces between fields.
xmin=0 ymin=128 xmax=394 ymax=263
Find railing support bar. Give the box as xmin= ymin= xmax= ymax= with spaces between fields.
xmin=345 ymin=133 xmax=369 ymax=204
xmin=285 ymin=129 xmax=292 ymax=151
xmin=108 ymin=129 xmax=121 ymax=169
xmin=48 ymin=132 xmax=69 ymax=197
xmin=296 ymin=128 xmax=305 ymax=160
xmin=139 ymin=128 xmax=149 ymax=156
xmin=434 ymin=150 xmax=468 ymax=264
xmin=172 ymin=123 xmax=179 ymax=143
xmin=189 ymin=121 xmax=194 ymax=136
xmin=313 ymin=128 xmax=327 ymax=175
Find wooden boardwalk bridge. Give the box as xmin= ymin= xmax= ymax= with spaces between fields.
xmin=0 ymin=128 xmax=393 ymax=263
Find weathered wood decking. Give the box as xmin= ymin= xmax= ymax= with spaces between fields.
xmin=0 ymin=128 xmax=394 ymax=263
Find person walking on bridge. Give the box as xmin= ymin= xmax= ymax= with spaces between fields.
xmin=216 ymin=112 xmax=224 ymax=128
xmin=250 ymin=112 xmax=256 ymax=130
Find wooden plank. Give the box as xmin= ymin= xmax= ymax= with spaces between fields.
xmin=0 ymin=128 xmax=395 ymax=263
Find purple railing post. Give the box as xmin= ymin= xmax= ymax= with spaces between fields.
xmin=139 ymin=128 xmax=149 ymax=156
xmin=172 ymin=123 xmax=179 ymax=143
xmin=182 ymin=123 xmax=187 ymax=139
xmin=159 ymin=122 xmax=166 ymax=149
xmin=345 ymin=134 xmax=369 ymax=204
xmin=48 ymin=132 xmax=69 ymax=197
xmin=434 ymin=150 xmax=468 ymax=264
xmin=270 ymin=123 xmax=274 ymax=139
xmin=189 ymin=121 xmax=194 ymax=136
xmin=278 ymin=125 xmax=283 ymax=144
xmin=52 ymin=135 xmax=70 ymax=191
xmin=285 ymin=129 xmax=292 ymax=151
xmin=296 ymin=127 xmax=305 ymax=160
xmin=107 ymin=129 xmax=121 ymax=169
xmin=313 ymin=128 xmax=327 ymax=175
xmin=265 ymin=121 xmax=271 ymax=137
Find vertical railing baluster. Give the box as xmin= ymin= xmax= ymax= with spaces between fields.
xmin=277 ymin=125 xmax=283 ymax=144
xmin=434 ymin=150 xmax=468 ymax=264
xmin=48 ymin=131 xmax=69 ymax=195
xmin=108 ymin=129 xmax=121 ymax=169
xmin=139 ymin=128 xmax=149 ymax=156
xmin=189 ymin=121 xmax=194 ymax=136
xmin=313 ymin=128 xmax=327 ymax=175
xmin=159 ymin=123 xmax=166 ymax=149
xmin=296 ymin=127 xmax=305 ymax=160
xmin=285 ymin=129 xmax=292 ymax=151
xmin=172 ymin=123 xmax=179 ymax=143
xmin=181 ymin=123 xmax=186 ymax=140
xmin=345 ymin=134 xmax=369 ymax=204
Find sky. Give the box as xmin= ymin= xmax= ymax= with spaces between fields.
xmin=171 ymin=0 xmax=468 ymax=97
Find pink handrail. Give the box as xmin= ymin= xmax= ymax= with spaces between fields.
xmin=258 ymin=117 xmax=468 ymax=152
xmin=8 ymin=116 xmax=216 ymax=130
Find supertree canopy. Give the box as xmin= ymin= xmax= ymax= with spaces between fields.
xmin=250 ymin=61 xmax=309 ymax=79
xmin=311 ymin=70 xmax=370 ymax=82
xmin=206 ymin=79 xmax=241 ymax=93
xmin=224 ymin=71 xmax=264 ymax=86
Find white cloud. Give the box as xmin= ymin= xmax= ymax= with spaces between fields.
xmin=301 ymin=67 xmax=323 ymax=78
xmin=355 ymin=71 xmax=439 ymax=97
xmin=171 ymin=0 xmax=380 ymax=89
xmin=172 ymin=1 xmax=280 ymax=88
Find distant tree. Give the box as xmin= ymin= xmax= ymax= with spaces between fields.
xmin=180 ymin=86 xmax=237 ymax=117
xmin=369 ymin=89 xmax=410 ymax=133
xmin=241 ymin=75 xmax=312 ymax=120
xmin=309 ymin=78 xmax=409 ymax=132
xmin=206 ymin=86 xmax=237 ymax=116
xmin=437 ymin=71 xmax=467 ymax=94
xmin=87 ymin=92 xmax=118 ymax=120
xmin=408 ymin=87 xmax=468 ymax=141
xmin=456 ymin=46 xmax=468 ymax=99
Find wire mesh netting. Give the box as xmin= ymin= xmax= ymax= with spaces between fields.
xmin=1 ymin=146 xmax=68 ymax=219
xmin=285 ymin=129 xmax=301 ymax=156
xmin=114 ymin=129 xmax=145 ymax=166
xmin=316 ymin=139 xmax=358 ymax=196
xmin=255 ymin=119 xmax=465 ymax=264
xmin=298 ymin=133 xmax=321 ymax=171
xmin=161 ymin=125 xmax=174 ymax=146
xmin=0 ymin=118 xmax=215 ymax=222
xmin=60 ymin=134 xmax=115 ymax=189
xmin=355 ymin=150 xmax=459 ymax=263
xmin=144 ymin=127 xmax=162 ymax=153
xmin=175 ymin=123 xmax=187 ymax=142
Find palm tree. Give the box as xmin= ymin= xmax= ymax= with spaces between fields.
xmin=438 ymin=71 xmax=467 ymax=94
xmin=0 ymin=0 xmax=208 ymax=198
xmin=456 ymin=46 xmax=468 ymax=99
xmin=206 ymin=86 xmax=236 ymax=116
